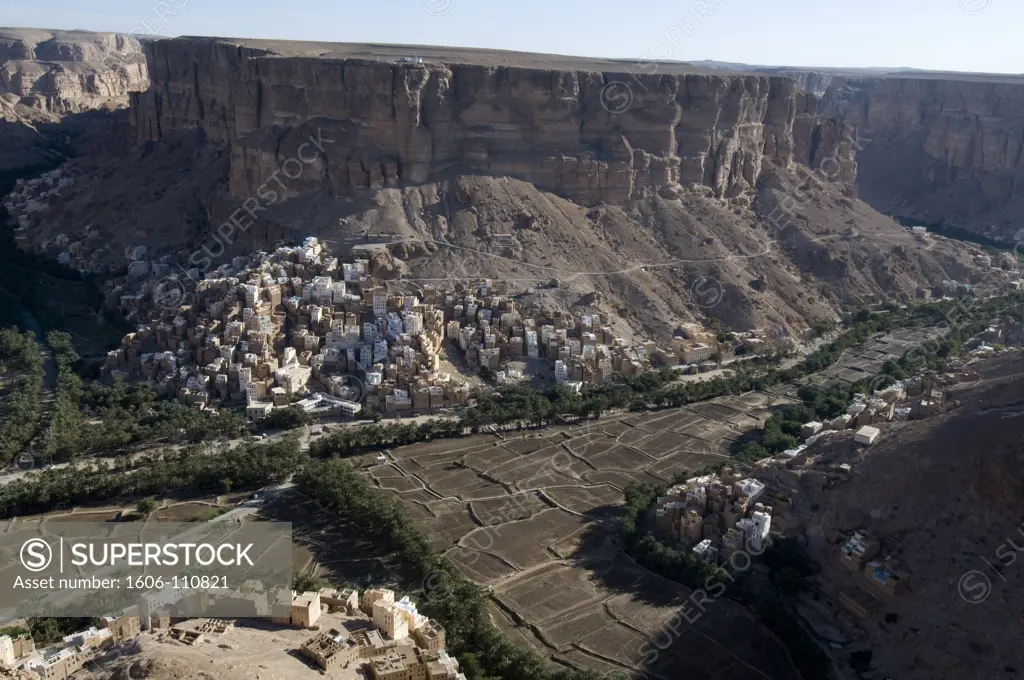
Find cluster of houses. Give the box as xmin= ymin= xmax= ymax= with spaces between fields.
xmin=0 ymin=612 xmax=139 ymax=680
xmin=0 ymin=585 xmax=462 ymax=680
xmin=4 ymin=171 xmax=77 ymax=256
xmin=835 ymin=530 xmax=910 ymax=621
xmin=782 ymin=360 xmax=989 ymax=461
xmin=95 ymin=237 xmax=742 ymax=417
xmin=298 ymin=587 xmax=462 ymax=680
xmin=654 ymin=471 xmax=774 ymax=565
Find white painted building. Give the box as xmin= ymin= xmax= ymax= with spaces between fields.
xmin=554 ymin=360 xmax=568 ymax=382
xmin=855 ymin=425 xmax=880 ymax=445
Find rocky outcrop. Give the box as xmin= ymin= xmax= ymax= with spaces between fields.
xmin=131 ymin=37 xmax=856 ymax=205
xmin=0 ymin=28 xmax=149 ymax=115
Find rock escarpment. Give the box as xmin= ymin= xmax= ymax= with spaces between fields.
xmin=131 ymin=38 xmax=857 ymax=205
xmin=0 ymin=27 xmax=149 ymax=116
xmin=816 ymin=74 xmax=1024 ymax=237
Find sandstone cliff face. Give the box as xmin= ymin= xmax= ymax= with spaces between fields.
xmin=0 ymin=28 xmax=149 ymax=115
xmin=131 ymin=38 xmax=856 ymax=205
xmin=817 ymin=75 xmax=1024 ymax=236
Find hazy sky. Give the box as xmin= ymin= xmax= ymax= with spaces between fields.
xmin=4 ymin=0 xmax=1021 ymax=73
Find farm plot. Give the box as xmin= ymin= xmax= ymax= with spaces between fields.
xmin=576 ymin=621 xmax=651 ymax=668
xmin=387 ymin=436 xmax=496 ymax=470
xmin=418 ymin=499 xmax=480 ymax=549
xmin=583 ymin=469 xmax=666 ymax=490
xmin=416 ymin=464 xmax=506 ymax=499
xmin=688 ymin=401 xmax=743 ymax=423
xmin=541 ymin=608 xmax=614 ymax=650
xmin=444 ymin=546 xmax=519 ymax=584
xmin=592 ymin=418 xmax=635 ymax=436
xmin=584 ymin=444 xmax=655 ymax=470
xmin=626 ymin=410 xmax=690 ymax=433
xmin=616 ymin=427 xmax=653 ymax=447
xmin=543 ymin=485 xmax=622 ymax=516
xmin=410 ymin=443 xmax=502 ymax=469
xmin=642 ymin=450 xmax=726 ymax=480
xmin=370 ymin=390 xmax=809 ymax=679
xmin=555 ymin=648 xmax=630 ymax=676
xmin=469 ymin=492 xmax=551 ymax=524
xmin=487 ymin=601 xmax=548 ymax=654
xmin=483 ymin=446 xmax=592 ymax=489
xmin=150 ymin=502 xmax=222 ymax=522
xmin=563 ymin=432 xmax=619 ymax=457
xmin=468 ymin=508 xmax=589 ymax=569
xmin=633 ymin=430 xmax=690 ymax=458
xmin=461 ymin=445 xmax=521 ymax=471
xmin=730 ymin=391 xmax=790 ymax=409
xmin=374 ymin=475 xmax=426 ymax=494
xmin=501 ymin=432 xmax=566 ymax=454
xmin=493 ymin=563 xmax=609 ymax=626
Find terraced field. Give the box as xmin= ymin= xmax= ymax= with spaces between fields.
xmin=354 ymin=389 xmax=804 ymax=679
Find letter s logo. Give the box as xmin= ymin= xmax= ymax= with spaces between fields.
xmin=21 ymin=539 xmax=53 ymax=572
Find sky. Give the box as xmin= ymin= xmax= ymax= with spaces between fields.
xmin=3 ymin=0 xmax=1022 ymax=74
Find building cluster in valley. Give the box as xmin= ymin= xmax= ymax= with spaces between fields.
xmin=654 ymin=469 xmax=775 ymax=565
xmin=834 ymin=530 xmax=910 ymax=621
xmin=4 ymin=172 xmax=77 ymax=253
xmin=92 ymin=238 xmax=745 ymax=417
xmin=783 ymin=359 xmax=993 ymax=461
xmin=652 ymin=343 xmax=1018 ymax=568
xmin=0 ymin=586 xmax=463 ymax=680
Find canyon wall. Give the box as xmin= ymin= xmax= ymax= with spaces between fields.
xmin=131 ymin=38 xmax=857 ymax=205
xmin=0 ymin=28 xmax=149 ymax=116
xmin=817 ymin=75 xmax=1024 ymax=237
xmin=10 ymin=30 xmax=1019 ymax=236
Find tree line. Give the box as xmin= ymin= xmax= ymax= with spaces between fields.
xmin=0 ymin=328 xmax=44 ymax=462
xmin=0 ymin=436 xmax=301 ymax=518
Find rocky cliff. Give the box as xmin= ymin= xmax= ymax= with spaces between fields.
xmin=0 ymin=27 xmax=149 ymax=116
xmin=131 ymin=37 xmax=857 ymax=205
xmin=816 ymin=73 xmax=1024 ymax=238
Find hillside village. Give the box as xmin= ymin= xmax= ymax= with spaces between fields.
xmin=92 ymin=237 xmax=743 ymax=418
